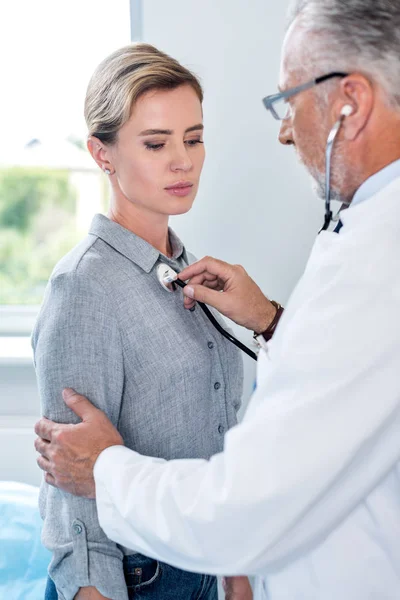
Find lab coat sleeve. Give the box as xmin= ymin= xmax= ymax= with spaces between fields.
xmin=94 ymin=258 xmax=400 ymax=576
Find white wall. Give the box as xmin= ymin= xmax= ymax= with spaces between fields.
xmin=141 ymin=0 xmax=322 ymax=408
xmin=1 ymin=0 xmax=323 ymax=484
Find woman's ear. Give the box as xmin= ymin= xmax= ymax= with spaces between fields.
xmin=87 ymin=136 xmax=114 ymax=174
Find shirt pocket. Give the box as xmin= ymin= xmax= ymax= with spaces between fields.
xmin=124 ymin=553 xmax=161 ymax=593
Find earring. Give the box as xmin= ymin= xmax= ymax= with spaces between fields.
xmin=104 ymin=168 xmax=111 ymax=175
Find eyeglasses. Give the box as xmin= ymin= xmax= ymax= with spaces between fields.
xmin=263 ymin=72 xmax=349 ymax=121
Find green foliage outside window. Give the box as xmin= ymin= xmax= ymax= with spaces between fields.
xmin=0 ymin=167 xmax=79 ymax=304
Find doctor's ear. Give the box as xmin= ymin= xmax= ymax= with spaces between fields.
xmin=336 ymin=73 xmax=374 ymax=141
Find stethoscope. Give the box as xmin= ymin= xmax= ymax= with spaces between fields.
xmin=156 ymin=264 xmax=258 ymax=361
xmin=155 ymin=106 xmax=353 ymax=361
xmin=320 ymin=104 xmax=353 ymax=232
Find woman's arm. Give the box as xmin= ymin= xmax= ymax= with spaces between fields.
xmin=32 ymin=270 xmax=128 ymax=600
xmin=223 ymin=576 xmax=253 ymax=599
xmin=74 ymin=587 xmax=111 ymax=599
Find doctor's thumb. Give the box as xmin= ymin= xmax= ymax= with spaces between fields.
xmin=62 ymin=388 xmax=96 ymax=421
xmin=183 ymin=285 xmax=223 ymax=311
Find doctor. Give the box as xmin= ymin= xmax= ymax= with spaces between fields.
xmin=35 ymin=0 xmax=400 ymax=598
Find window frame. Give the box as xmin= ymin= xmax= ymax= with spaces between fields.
xmin=0 ymin=0 xmax=142 ymax=337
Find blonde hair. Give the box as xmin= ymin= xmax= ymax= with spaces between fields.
xmin=84 ymin=43 xmax=204 ymax=144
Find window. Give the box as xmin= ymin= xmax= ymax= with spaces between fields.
xmin=0 ymin=0 xmax=131 ymax=310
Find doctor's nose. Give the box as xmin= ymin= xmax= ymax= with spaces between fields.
xmin=279 ymin=119 xmax=294 ymax=146
xmin=170 ymin=146 xmax=193 ymax=172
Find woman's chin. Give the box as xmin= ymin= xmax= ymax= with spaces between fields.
xmin=165 ymin=197 xmax=196 ymax=216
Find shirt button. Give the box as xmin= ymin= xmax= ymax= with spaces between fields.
xmin=208 ymin=341 xmax=214 ymax=349
xmin=218 ymin=425 xmax=225 ymax=434
xmin=189 ymin=306 xmax=196 ymax=312
xmin=73 ymin=523 xmax=82 ymax=535
xmin=214 ymin=382 xmax=221 ymax=390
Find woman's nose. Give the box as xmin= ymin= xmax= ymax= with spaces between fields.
xmin=170 ymin=145 xmax=193 ymax=172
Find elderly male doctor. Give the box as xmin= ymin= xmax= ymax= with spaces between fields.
xmin=35 ymin=1 xmax=400 ymax=598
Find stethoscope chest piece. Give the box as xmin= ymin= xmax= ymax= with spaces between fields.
xmin=156 ymin=263 xmax=179 ymax=293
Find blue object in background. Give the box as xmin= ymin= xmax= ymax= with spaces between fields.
xmin=0 ymin=481 xmax=50 ymax=600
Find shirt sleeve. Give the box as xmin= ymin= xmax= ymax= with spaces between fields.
xmin=32 ymin=271 xmax=129 ymax=600
xmin=93 ymin=257 xmax=400 ymax=576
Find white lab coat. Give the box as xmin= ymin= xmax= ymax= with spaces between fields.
xmin=94 ymin=177 xmax=400 ymax=599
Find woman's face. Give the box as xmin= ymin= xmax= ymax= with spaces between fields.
xmin=107 ymin=84 xmax=205 ymax=217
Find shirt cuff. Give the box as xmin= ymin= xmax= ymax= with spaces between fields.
xmin=50 ymin=517 xmax=129 ymax=600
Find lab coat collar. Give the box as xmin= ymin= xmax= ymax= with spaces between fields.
xmin=337 ymin=175 xmax=400 ymax=234
xmin=89 ymin=213 xmax=187 ymax=273
xmin=352 ymin=159 xmax=400 ymax=208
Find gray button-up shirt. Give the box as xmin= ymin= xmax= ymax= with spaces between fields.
xmin=32 ymin=214 xmax=243 ymax=600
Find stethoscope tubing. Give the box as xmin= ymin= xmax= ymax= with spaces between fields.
xmin=321 ymin=113 xmax=347 ymax=233
xmin=173 ymin=278 xmax=258 ymax=361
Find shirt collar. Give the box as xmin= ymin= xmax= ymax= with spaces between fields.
xmin=89 ymin=213 xmax=187 ymax=273
xmin=352 ymin=159 xmax=400 ymax=208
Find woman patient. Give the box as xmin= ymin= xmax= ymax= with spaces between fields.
xmin=32 ymin=43 xmax=251 ymax=599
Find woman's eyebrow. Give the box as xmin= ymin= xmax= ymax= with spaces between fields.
xmin=185 ymin=124 xmax=204 ymax=133
xmin=139 ymin=124 xmax=204 ymax=136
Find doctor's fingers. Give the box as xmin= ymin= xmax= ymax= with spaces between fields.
xmin=179 ymin=256 xmax=235 ymax=284
xmin=36 ymin=455 xmax=64 ymax=489
xmin=34 ymin=416 xmax=58 ymax=442
xmin=34 ymin=436 xmax=50 ymax=459
xmin=184 ymin=272 xmax=220 ymax=288
xmin=36 ymin=453 xmax=51 ymax=474
xmin=183 ymin=284 xmax=237 ymax=320
xmin=183 ymin=278 xmax=220 ymax=309
xmin=36 ymin=453 xmax=56 ymax=487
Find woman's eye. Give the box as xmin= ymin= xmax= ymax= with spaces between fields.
xmin=144 ymin=142 xmax=165 ymax=151
xmin=185 ymin=139 xmax=204 ymax=147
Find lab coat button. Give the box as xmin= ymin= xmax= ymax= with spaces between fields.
xmin=214 ymin=382 xmax=221 ymax=390
xmin=208 ymin=341 xmax=214 ymax=349
xmin=218 ymin=425 xmax=225 ymax=434
xmin=189 ymin=306 xmax=196 ymax=312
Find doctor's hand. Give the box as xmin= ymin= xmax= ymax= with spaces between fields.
xmin=179 ymin=256 xmax=277 ymax=333
xmin=34 ymin=388 xmax=123 ymax=499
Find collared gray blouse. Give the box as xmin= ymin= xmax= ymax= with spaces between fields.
xmin=32 ymin=214 xmax=243 ymax=600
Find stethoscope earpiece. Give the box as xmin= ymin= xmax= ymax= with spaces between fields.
xmin=341 ymin=104 xmax=353 ymax=117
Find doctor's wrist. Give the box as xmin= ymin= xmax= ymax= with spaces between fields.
xmin=253 ymin=301 xmax=284 ymax=343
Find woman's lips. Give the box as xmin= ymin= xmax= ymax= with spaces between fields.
xmin=165 ymin=182 xmax=194 ymax=197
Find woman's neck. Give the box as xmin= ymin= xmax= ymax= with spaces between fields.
xmin=107 ymin=202 xmax=172 ymax=257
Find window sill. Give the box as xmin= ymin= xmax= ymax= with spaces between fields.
xmin=0 ymin=305 xmax=39 ymax=337
xmin=0 ymin=336 xmax=33 ymax=366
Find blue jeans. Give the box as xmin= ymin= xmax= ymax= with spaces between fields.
xmin=45 ymin=553 xmax=218 ymax=599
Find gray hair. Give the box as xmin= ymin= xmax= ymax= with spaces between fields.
xmin=287 ymin=0 xmax=400 ymax=108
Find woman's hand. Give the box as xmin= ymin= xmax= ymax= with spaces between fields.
xmin=74 ymin=587 xmax=111 ymax=599
xmin=179 ymin=256 xmax=276 ymax=333
xmin=222 ymin=576 xmax=253 ymax=600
